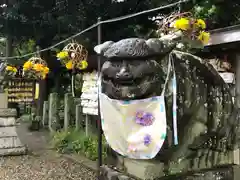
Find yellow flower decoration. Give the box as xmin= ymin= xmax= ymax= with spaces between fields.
xmin=195 ymin=19 xmax=206 ymax=29
xmin=174 ymin=18 xmax=190 ymax=31
xmin=33 ymin=63 xmax=44 ymax=72
xmin=57 ymin=51 xmax=68 ymax=59
xmin=43 ymin=67 xmax=49 ymax=74
xmin=198 ymin=31 xmax=210 ymax=45
xmin=6 ymin=66 xmax=17 ymax=73
xmin=78 ymin=60 xmax=88 ymax=70
xmin=6 ymin=66 xmax=13 ymax=71
xmin=23 ymin=61 xmax=33 ymax=70
xmin=66 ymin=60 xmax=73 ymax=70
xmin=12 ymin=67 xmax=17 ymax=73
xmin=41 ymin=73 xmax=46 ymax=79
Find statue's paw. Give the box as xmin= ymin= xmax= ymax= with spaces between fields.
xmin=217 ymin=126 xmax=234 ymax=149
xmin=205 ymin=149 xmax=214 ymax=168
xmin=169 ymin=150 xmax=190 ymax=164
xmin=193 ymin=147 xmax=232 ymax=170
xmin=192 ymin=148 xmax=216 ymax=170
xmin=192 ymin=149 xmax=207 ymax=169
xmin=168 ymin=158 xmax=190 ymax=175
xmin=212 ymin=135 xmax=229 ymax=152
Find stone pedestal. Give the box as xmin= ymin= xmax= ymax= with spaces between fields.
xmin=123 ymin=158 xmax=164 ymax=179
xmin=0 ymin=108 xmax=26 ymax=156
xmin=100 ymin=165 xmax=134 ymax=180
xmin=99 ymin=165 xmax=240 ymax=180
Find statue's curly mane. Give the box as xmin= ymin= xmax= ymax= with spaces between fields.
xmin=159 ymin=50 xmax=240 ymax=169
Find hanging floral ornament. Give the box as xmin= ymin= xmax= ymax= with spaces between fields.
xmin=22 ymin=57 xmax=49 ymax=80
xmin=56 ymin=42 xmax=88 ymax=70
xmin=0 ymin=64 xmax=18 ymax=91
xmin=56 ymin=42 xmax=88 ymax=97
xmin=158 ymin=12 xmax=210 ymax=47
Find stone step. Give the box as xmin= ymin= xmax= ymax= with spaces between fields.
xmin=0 ymin=136 xmax=24 ymax=149
xmin=0 ymin=117 xmax=16 ymax=126
xmin=0 ymin=126 xmax=18 ymax=137
xmin=0 ymin=146 xmax=27 ymax=156
xmin=0 ymin=108 xmax=17 ymax=117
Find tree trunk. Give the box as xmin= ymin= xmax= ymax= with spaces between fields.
xmin=6 ymin=35 xmax=13 ymax=57
xmin=35 ymin=30 xmax=60 ymax=119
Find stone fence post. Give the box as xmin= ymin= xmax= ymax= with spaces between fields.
xmin=48 ymin=93 xmax=59 ymax=132
xmin=42 ymin=100 xmax=49 ymax=127
xmin=74 ymin=98 xmax=83 ymax=130
xmin=64 ymin=93 xmax=72 ymax=131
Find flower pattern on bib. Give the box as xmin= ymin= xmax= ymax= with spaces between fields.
xmin=135 ymin=110 xmax=155 ymax=126
xmin=143 ymin=134 xmax=151 ymax=146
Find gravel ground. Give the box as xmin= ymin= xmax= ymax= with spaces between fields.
xmin=2 ymin=122 xmax=97 ymax=180
xmin=0 ymin=151 xmax=96 ymax=180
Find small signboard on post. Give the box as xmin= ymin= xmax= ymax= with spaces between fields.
xmin=81 ymin=71 xmax=98 ymax=115
xmin=5 ymin=78 xmax=36 ymax=104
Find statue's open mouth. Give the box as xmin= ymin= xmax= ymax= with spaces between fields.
xmin=102 ymin=74 xmax=159 ymax=100
xmin=103 ymin=74 xmax=156 ymax=86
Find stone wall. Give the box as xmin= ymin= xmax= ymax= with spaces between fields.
xmin=0 ymin=108 xmax=26 ymax=155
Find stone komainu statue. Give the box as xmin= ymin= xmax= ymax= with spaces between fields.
xmin=95 ymin=38 xmax=240 ymax=173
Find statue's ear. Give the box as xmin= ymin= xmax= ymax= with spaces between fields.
xmin=94 ymin=41 xmax=114 ymax=55
xmin=145 ymin=38 xmax=176 ymax=55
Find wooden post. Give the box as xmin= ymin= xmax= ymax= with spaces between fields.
xmin=36 ymin=80 xmax=45 ymax=117
xmin=234 ymin=53 xmax=240 ymax=165
xmin=97 ymin=17 xmax=103 ymax=175
xmin=5 ymin=0 xmax=13 ymax=58
xmin=35 ymin=46 xmax=46 ymax=125
xmin=6 ymin=35 xmax=13 ymax=57
xmin=235 ymin=53 xmax=240 ymax=108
